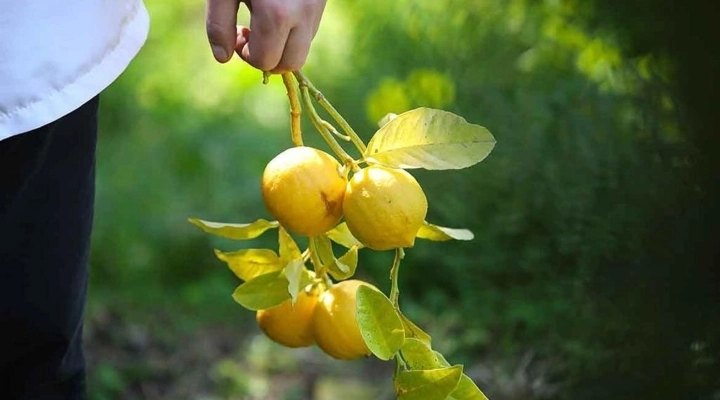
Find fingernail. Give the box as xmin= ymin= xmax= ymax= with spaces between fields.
xmin=211 ymin=44 xmax=228 ymax=62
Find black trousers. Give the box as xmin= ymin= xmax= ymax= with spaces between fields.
xmin=0 ymin=97 xmax=98 ymax=399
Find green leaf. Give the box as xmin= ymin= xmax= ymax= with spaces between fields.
xmin=284 ymin=259 xmax=306 ymax=304
xmin=416 ymin=221 xmax=474 ymax=241
xmin=434 ymin=351 xmax=451 ymax=367
xmin=278 ymin=226 xmax=302 ymax=265
xmin=214 ymin=248 xmax=282 ymax=281
xmin=401 ymin=338 xmax=444 ymax=370
xmin=356 ymin=285 xmax=405 ymax=360
xmin=328 ymin=245 xmax=358 ymax=281
xmin=326 ymin=222 xmax=364 ymax=249
xmin=401 ymin=334 xmax=485 ymax=400
xmin=231 ymin=271 xmax=290 ymax=310
xmin=395 ymin=366 xmax=463 ymax=400
xmin=448 ymin=375 xmax=490 ymax=400
xmin=399 ymin=311 xmax=432 ymax=346
xmin=188 ymin=218 xmax=278 ymax=240
xmin=364 ymin=107 xmax=496 ymax=170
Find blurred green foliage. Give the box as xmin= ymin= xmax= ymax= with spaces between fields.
xmin=90 ymin=0 xmax=718 ymax=399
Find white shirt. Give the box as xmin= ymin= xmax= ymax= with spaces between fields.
xmin=0 ymin=0 xmax=150 ymax=141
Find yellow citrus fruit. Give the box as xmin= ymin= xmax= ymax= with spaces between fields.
xmin=256 ymin=289 xmax=318 ymax=348
xmin=262 ymin=146 xmax=346 ymax=236
xmin=342 ymin=165 xmax=428 ymax=250
xmin=312 ymin=279 xmax=375 ymax=360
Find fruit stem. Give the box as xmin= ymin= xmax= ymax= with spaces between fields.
xmin=322 ymin=120 xmax=352 ymax=142
xmin=394 ymin=352 xmax=408 ymax=377
xmin=389 ymin=248 xmax=404 ymax=307
xmin=293 ymin=70 xmax=368 ymax=155
xmin=281 ymin=73 xmax=303 ymax=146
xmin=301 ymin=249 xmax=310 ymax=262
xmin=297 ymin=83 xmax=357 ymax=170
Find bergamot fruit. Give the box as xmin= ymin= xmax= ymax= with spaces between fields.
xmin=312 ymin=279 xmax=375 ymax=360
xmin=262 ymin=146 xmax=346 ymax=236
xmin=256 ymin=288 xmax=319 ymax=348
xmin=342 ymin=165 xmax=428 ymax=250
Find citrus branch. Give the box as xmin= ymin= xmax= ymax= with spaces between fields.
xmin=297 ymin=83 xmax=358 ymax=171
xmin=389 ymin=248 xmax=404 ymax=306
xmin=281 ymin=73 xmax=303 ymax=146
xmin=293 ymin=70 xmax=368 ymax=155
xmin=322 ymin=120 xmax=352 ymax=142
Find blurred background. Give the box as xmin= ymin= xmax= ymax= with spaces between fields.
xmin=86 ymin=0 xmax=719 ymax=399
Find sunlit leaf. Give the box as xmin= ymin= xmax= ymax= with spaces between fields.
xmin=364 ymin=107 xmax=496 ymax=170
xmin=395 ymin=366 xmax=463 ymax=400
xmin=231 ymin=271 xmax=290 ymax=310
xmin=416 ymin=221 xmax=474 ymax=241
xmin=379 ymin=112 xmax=399 ymax=128
xmin=214 ymin=248 xmax=282 ymax=281
xmin=448 ymin=375 xmax=490 ymax=400
xmin=188 ymin=218 xmax=279 ymax=240
xmin=328 ymin=245 xmax=358 ymax=281
xmin=313 ymin=235 xmax=336 ymax=267
xmin=311 ymin=235 xmax=357 ymax=280
xmin=278 ymin=226 xmax=302 ymax=265
xmin=399 ymin=311 xmax=432 ymax=346
xmin=434 ymin=351 xmax=451 ymax=367
xmin=401 ymin=338 xmax=444 ymax=370
xmin=284 ymin=259 xmax=306 ymax=303
xmin=326 ymin=222 xmax=364 ymax=249
xmin=356 ymin=285 xmax=405 ymax=360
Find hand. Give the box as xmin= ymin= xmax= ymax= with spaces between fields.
xmin=206 ymin=0 xmax=327 ymax=73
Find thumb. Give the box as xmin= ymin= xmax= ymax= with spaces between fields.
xmin=206 ymin=0 xmax=240 ymax=63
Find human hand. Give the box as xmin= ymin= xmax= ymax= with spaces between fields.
xmin=206 ymin=0 xmax=327 ymax=73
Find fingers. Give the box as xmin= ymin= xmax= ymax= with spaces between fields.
xmin=239 ymin=28 xmax=314 ymax=73
xmin=235 ymin=25 xmax=251 ymax=51
xmin=274 ymin=28 xmax=314 ymax=73
xmin=236 ymin=0 xmax=328 ymax=72
xmin=242 ymin=3 xmax=293 ymax=72
xmin=206 ymin=0 xmax=241 ymax=63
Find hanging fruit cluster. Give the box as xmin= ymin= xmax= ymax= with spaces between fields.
xmin=190 ymin=71 xmax=495 ymax=399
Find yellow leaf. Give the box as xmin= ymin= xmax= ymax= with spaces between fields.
xmin=188 ymin=218 xmax=278 ymax=240
xmin=313 ymin=235 xmax=336 ymax=267
xmin=283 ymin=259 xmax=311 ymax=304
xmin=329 ymin=245 xmax=358 ymax=281
xmin=378 ymin=113 xmax=398 ymax=128
xmin=416 ymin=221 xmax=474 ymax=241
xmin=364 ymin=108 xmax=496 ymax=170
xmin=314 ymin=234 xmax=358 ymax=281
xmin=214 ymin=248 xmax=282 ymax=281
xmin=278 ymin=226 xmax=302 ymax=265
xmin=326 ymin=222 xmax=364 ymax=249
